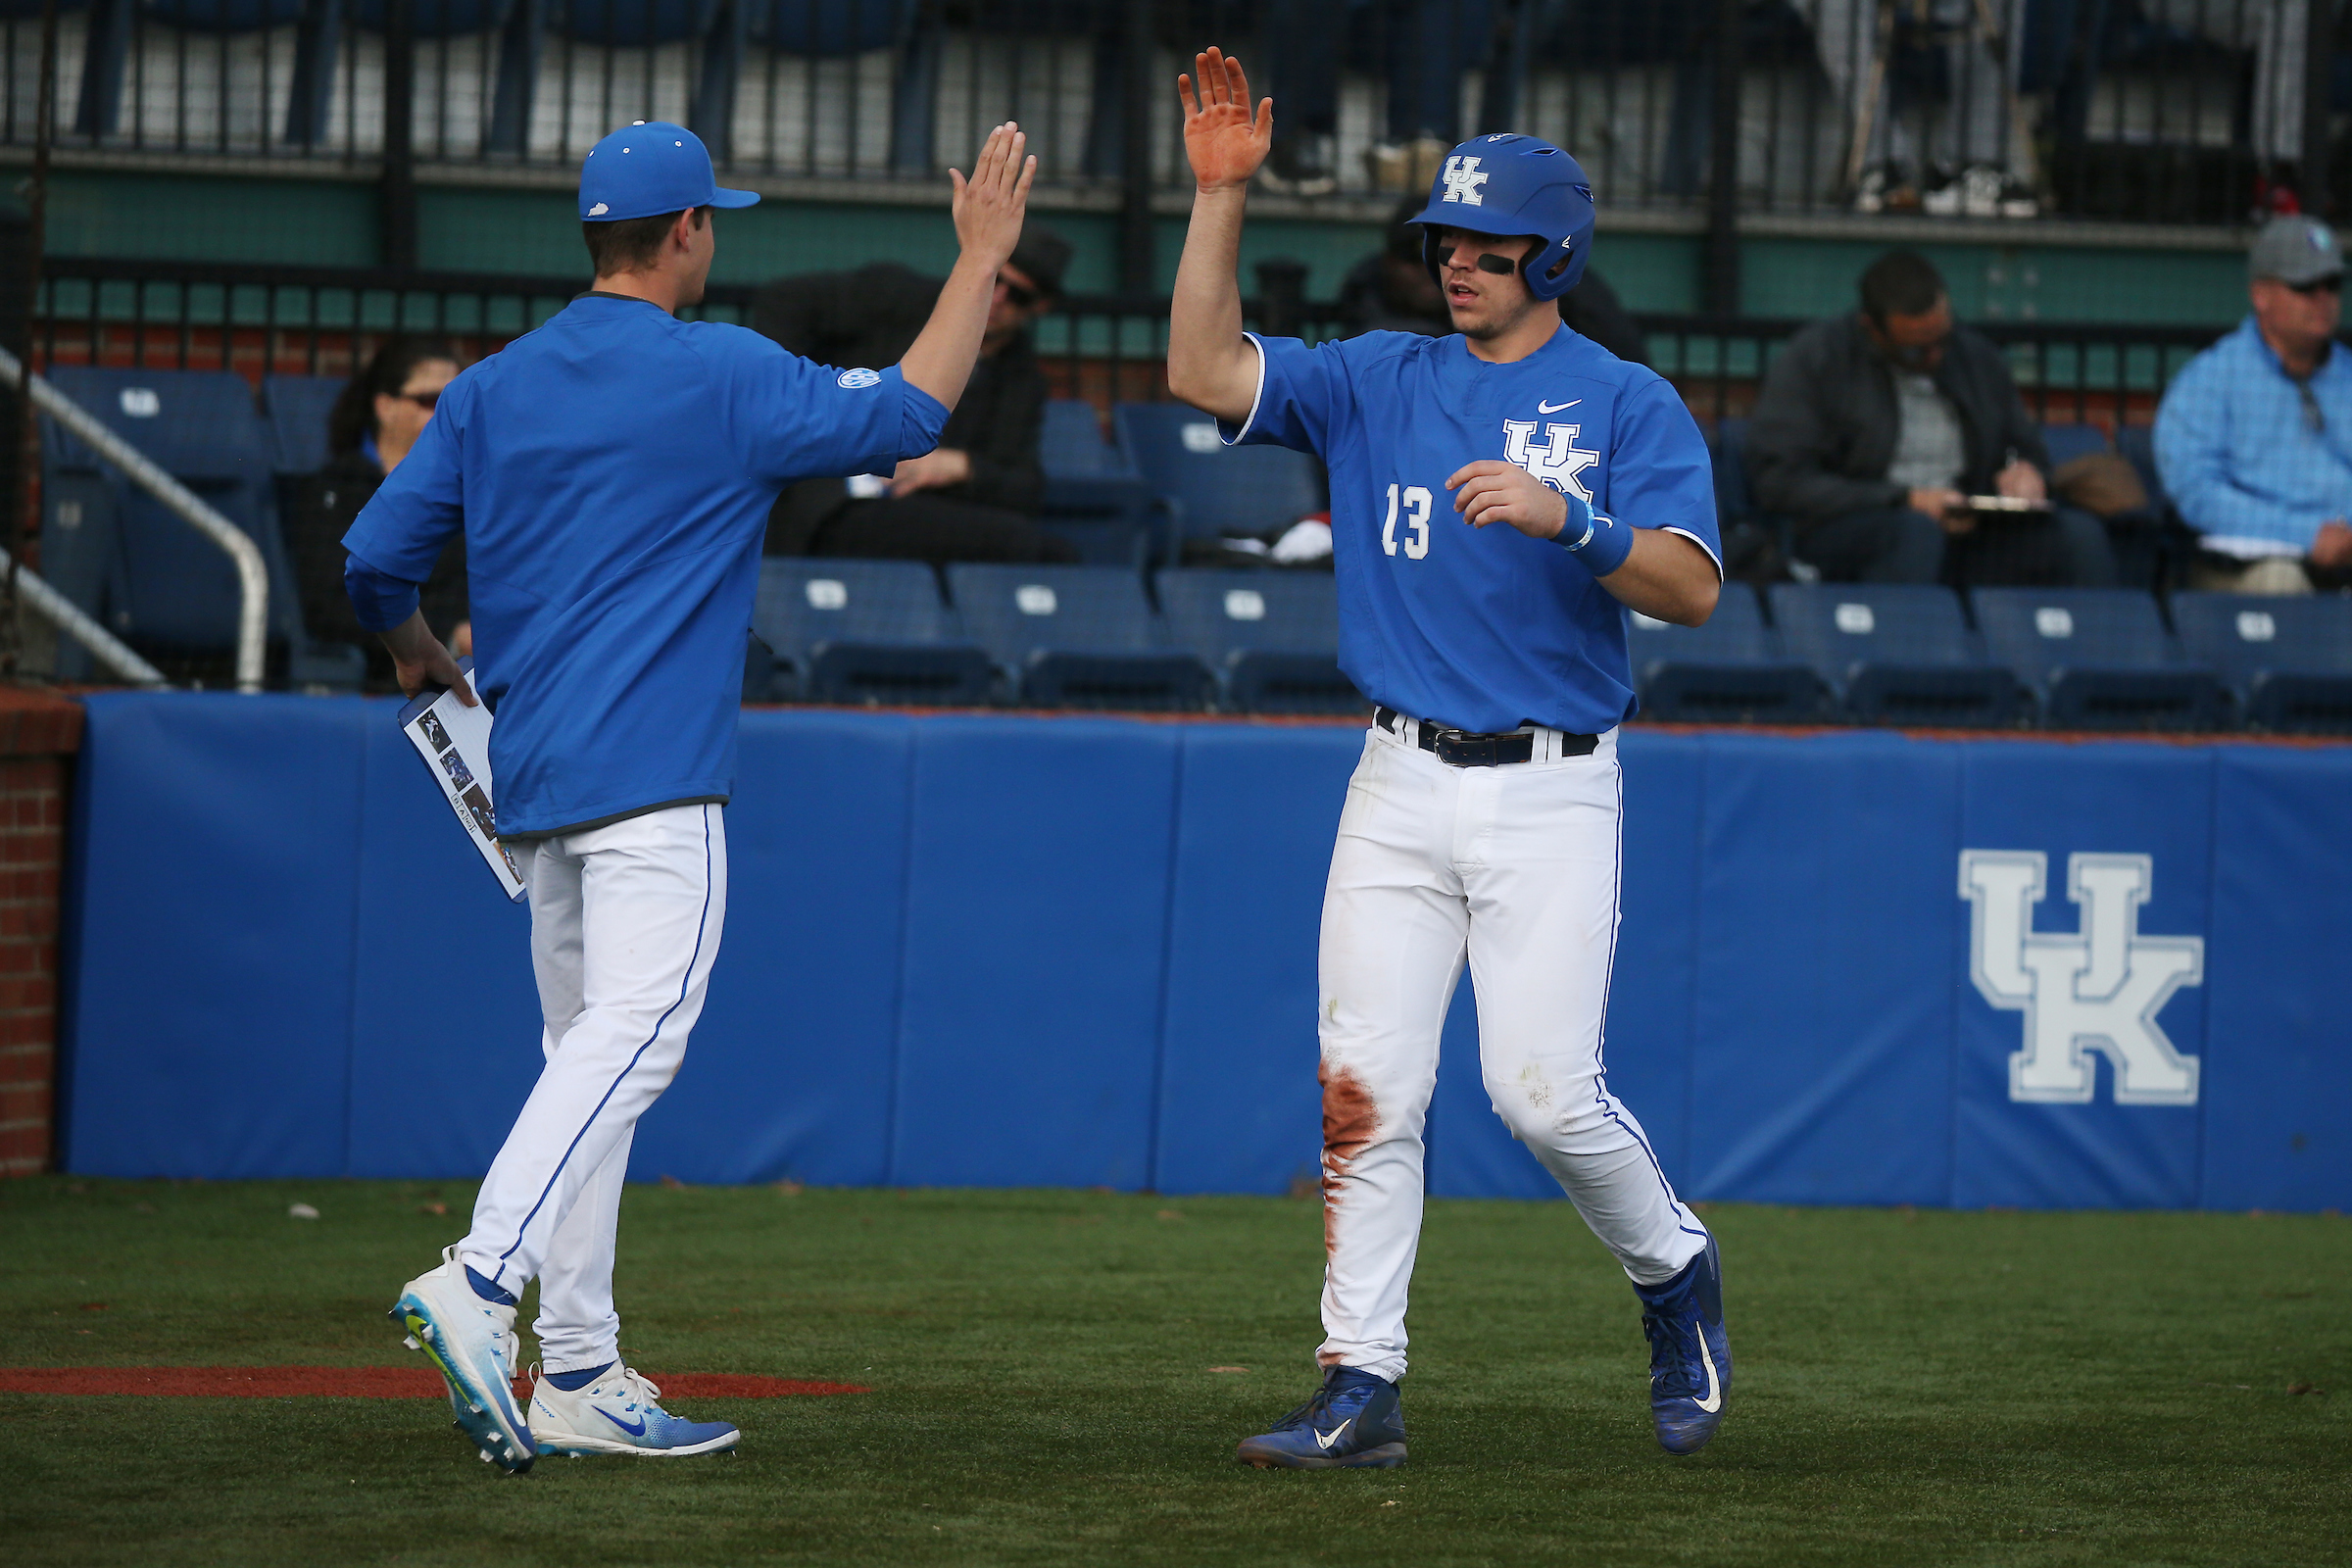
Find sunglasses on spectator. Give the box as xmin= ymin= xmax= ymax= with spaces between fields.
xmin=2288 ymin=275 xmax=2343 ymax=297
xmin=395 ymin=389 xmax=441 ymax=411
xmin=998 ymin=274 xmax=1042 ymax=308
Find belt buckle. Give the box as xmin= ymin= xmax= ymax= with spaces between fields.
xmin=1434 ymin=727 xmax=1498 ymax=767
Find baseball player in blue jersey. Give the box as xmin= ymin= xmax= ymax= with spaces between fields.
xmin=1168 ymin=50 xmax=1732 ymax=1467
xmin=346 ymin=120 xmax=1034 ymax=1471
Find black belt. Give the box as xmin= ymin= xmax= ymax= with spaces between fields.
xmin=1375 ymin=707 xmax=1598 ymax=767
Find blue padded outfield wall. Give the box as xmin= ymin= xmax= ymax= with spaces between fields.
xmin=59 ymin=695 xmax=2351 ymax=1211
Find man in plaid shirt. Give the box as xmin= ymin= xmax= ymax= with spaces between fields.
xmin=2156 ymin=217 xmax=2352 ymax=595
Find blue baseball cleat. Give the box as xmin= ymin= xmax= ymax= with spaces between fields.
xmin=1235 ymin=1365 xmax=1407 ymax=1469
xmin=391 ymin=1246 xmax=535 ymax=1474
xmin=528 ymin=1365 xmax=740 ymax=1457
xmin=1635 ymin=1235 xmax=1731 ymax=1455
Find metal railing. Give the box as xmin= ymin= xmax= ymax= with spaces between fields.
xmin=27 ymin=254 xmax=2235 ymax=428
xmin=1 ymin=340 xmax=266 ymax=689
xmin=0 ymin=0 xmax=2340 ymax=261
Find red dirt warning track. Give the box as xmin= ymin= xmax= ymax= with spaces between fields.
xmin=0 ymin=1367 xmax=869 ymax=1398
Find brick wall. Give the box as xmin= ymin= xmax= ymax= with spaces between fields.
xmin=0 ymin=691 xmax=81 ymax=1176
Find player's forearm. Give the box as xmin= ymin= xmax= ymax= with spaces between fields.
xmin=898 ymin=253 xmax=999 ymax=416
xmin=1167 ymin=186 xmax=1258 ymax=423
xmin=1597 ymin=530 xmax=1721 ymax=627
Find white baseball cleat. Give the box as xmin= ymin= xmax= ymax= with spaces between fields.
xmin=390 ymin=1246 xmax=535 ymax=1474
xmin=528 ymin=1365 xmax=740 ymax=1457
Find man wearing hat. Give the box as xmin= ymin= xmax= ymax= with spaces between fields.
xmin=349 ymin=120 xmax=1034 ymax=1470
xmin=2156 ymin=216 xmax=2352 ymax=594
xmin=752 ymin=225 xmax=1081 ymax=564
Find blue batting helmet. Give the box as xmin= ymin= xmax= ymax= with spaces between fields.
xmin=1408 ymin=134 xmax=1596 ymax=302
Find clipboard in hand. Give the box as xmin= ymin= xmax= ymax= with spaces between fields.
xmin=397 ymin=660 xmax=527 ymax=903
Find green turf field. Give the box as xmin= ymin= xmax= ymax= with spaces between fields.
xmin=1 ymin=1177 xmax=2344 ymax=1567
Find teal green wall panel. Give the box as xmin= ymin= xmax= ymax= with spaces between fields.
xmin=1740 ymin=237 xmax=2249 ymax=327
xmin=46 ymin=171 xmax=377 ymax=265
xmin=33 ymin=167 xmax=2257 ymax=332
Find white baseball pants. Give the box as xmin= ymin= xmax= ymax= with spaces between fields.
xmin=1315 ymin=722 xmax=1707 ymax=1384
xmin=457 ymin=803 xmax=726 ymax=1375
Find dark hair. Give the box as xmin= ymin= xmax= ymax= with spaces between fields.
xmin=1859 ymin=250 xmax=1946 ymax=322
xmin=327 ymin=335 xmax=458 ymax=456
xmin=583 ymin=205 xmax=708 ymax=277
xmin=1386 ymin=196 xmax=1425 ymax=263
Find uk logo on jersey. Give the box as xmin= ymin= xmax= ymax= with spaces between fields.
xmin=1440 ymin=156 xmax=1489 ymax=205
xmin=1959 ymin=850 xmax=2204 ymax=1106
xmin=1501 ymin=419 xmax=1599 ymax=504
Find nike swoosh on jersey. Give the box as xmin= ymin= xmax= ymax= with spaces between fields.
xmin=596 ymin=1406 xmax=649 ymax=1437
xmin=1538 ymin=399 xmax=1581 ymax=414
xmin=1693 ymin=1335 xmax=1722 ymax=1414
xmin=1313 ymin=1416 xmax=1354 ymax=1450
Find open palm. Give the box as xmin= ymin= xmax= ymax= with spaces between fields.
xmin=1179 ymin=47 xmax=1271 ymax=191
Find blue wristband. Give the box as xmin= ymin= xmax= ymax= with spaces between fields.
xmin=1550 ymin=491 xmax=1633 ymax=576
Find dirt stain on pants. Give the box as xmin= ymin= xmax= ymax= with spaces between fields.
xmin=1319 ymin=1060 xmax=1379 ymax=1260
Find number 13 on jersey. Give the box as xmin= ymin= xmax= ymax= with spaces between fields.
xmin=1383 ymin=483 xmax=1432 ymax=560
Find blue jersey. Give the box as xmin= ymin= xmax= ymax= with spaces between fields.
xmin=1225 ymin=325 xmax=1720 ymax=734
xmin=345 ymin=294 xmax=947 ymax=837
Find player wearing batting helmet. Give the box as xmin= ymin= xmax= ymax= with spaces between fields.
xmin=349 ymin=118 xmax=1035 ymax=1472
xmin=1168 ymin=50 xmax=1732 ymax=1467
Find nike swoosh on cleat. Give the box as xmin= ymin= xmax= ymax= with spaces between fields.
xmin=1313 ymin=1417 xmax=1353 ymax=1451
xmin=1693 ymin=1335 xmax=1722 ymax=1414
xmin=596 ymin=1407 xmax=649 ymax=1438
xmin=1538 ymin=399 xmax=1581 ymax=414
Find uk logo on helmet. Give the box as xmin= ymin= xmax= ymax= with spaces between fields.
xmin=1440 ymin=156 xmax=1490 ymax=206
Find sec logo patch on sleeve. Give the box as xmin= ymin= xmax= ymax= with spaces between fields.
xmin=837 ymin=367 xmax=882 ymax=389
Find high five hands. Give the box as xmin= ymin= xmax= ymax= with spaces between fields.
xmin=951 ymin=122 xmax=1037 ymax=270
xmin=1447 ymin=461 xmax=1571 ymax=541
xmin=1179 ymin=48 xmax=1272 ymax=192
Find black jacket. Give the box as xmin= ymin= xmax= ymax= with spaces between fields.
xmin=279 ymin=449 xmax=467 ymax=678
xmin=1747 ymin=314 xmax=2048 ymax=531
xmin=751 ymin=264 xmax=1047 ymax=551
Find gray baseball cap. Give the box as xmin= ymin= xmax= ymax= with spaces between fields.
xmin=2250 ymin=216 xmax=2345 ymax=285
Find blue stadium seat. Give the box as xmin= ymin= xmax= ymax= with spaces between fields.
xmin=1971 ymin=587 xmax=2230 ymax=730
xmin=1627 ymin=584 xmax=1829 ymax=723
xmin=1038 ymin=400 xmax=1159 ymax=568
xmin=2039 ymin=422 xmax=2110 ymax=468
xmin=262 ymin=373 xmax=343 ymax=474
xmin=2115 ymin=424 xmax=2167 ymax=509
xmin=39 ymin=368 xmax=336 ymax=675
xmin=1113 ymin=403 xmax=1324 ymax=543
xmin=1710 ymin=416 xmax=1754 ymax=532
xmin=1768 ymin=583 xmax=2024 ymax=727
xmin=753 ymin=559 xmax=990 ymax=707
xmin=751 ymin=0 xmax=913 ymax=51
xmin=2168 ymin=592 xmax=2352 ymax=734
xmin=559 ymin=0 xmax=716 ymax=45
xmin=1152 ymin=568 xmax=1358 ymax=714
xmin=946 ymin=563 xmax=1212 ymax=710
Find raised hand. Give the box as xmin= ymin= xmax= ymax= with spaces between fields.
xmin=950 ymin=122 xmax=1037 ymax=271
xmin=1179 ymin=47 xmax=1272 ymax=192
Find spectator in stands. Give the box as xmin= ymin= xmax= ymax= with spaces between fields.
xmin=1747 ymin=249 xmax=2115 ymax=585
xmin=752 ymin=226 xmax=1080 ymax=564
xmin=2153 ymin=218 xmax=2352 ymax=595
xmin=282 ymin=337 xmax=469 ymax=681
xmin=1338 ymin=197 xmax=1648 ymax=365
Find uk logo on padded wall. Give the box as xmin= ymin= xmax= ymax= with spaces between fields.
xmin=1958 ymin=852 xmax=2204 ymax=1106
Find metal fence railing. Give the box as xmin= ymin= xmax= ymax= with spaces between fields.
xmin=1 ymin=0 xmax=2343 ymax=250
xmin=31 ymin=255 xmax=2234 ymax=434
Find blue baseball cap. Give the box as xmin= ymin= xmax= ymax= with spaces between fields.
xmin=579 ymin=122 xmax=759 ymax=221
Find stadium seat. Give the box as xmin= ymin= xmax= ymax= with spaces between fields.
xmin=1627 ymin=584 xmax=1829 ymax=723
xmin=1037 ymin=400 xmax=1159 ymax=567
xmin=39 ymin=367 xmax=361 ymax=686
xmin=753 ymin=559 xmax=990 ymax=707
xmin=1113 ymin=403 xmax=1324 ymax=545
xmin=946 ymin=563 xmax=1212 ymax=710
xmin=262 ymin=373 xmax=344 ymax=474
xmin=2167 ymin=592 xmax=2352 ymax=734
xmin=2039 ymin=422 xmax=2110 ymax=468
xmin=1768 ymin=583 xmax=2024 ymax=727
xmin=1971 ymin=587 xmax=2230 ymax=730
xmin=1152 ymin=568 xmax=1359 ymax=714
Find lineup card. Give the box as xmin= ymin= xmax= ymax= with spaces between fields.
xmin=397 ymin=664 xmax=527 ymax=903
